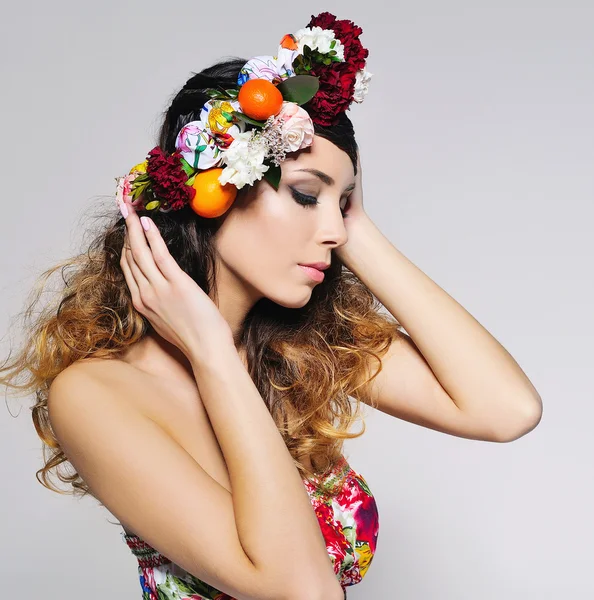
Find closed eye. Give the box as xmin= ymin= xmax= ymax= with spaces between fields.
xmin=290 ymin=188 xmax=347 ymax=217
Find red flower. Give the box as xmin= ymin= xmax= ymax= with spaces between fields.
xmin=305 ymin=61 xmax=359 ymax=126
xmin=146 ymin=146 xmax=195 ymax=211
xmin=303 ymin=12 xmax=369 ymax=126
xmin=308 ymin=12 xmax=368 ymax=70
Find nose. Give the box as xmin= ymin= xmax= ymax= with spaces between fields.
xmin=318 ymin=204 xmax=348 ymax=248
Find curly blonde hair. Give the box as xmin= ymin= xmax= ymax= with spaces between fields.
xmin=1 ymin=57 xmax=405 ymax=502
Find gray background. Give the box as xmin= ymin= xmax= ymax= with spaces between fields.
xmin=1 ymin=1 xmax=592 ymax=598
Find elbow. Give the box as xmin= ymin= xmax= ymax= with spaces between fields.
xmin=495 ymin=395 xmax=543 ymax=443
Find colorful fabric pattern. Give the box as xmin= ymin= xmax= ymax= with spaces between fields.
xmin=237 ymin=45 xmax=299 ymax=86
xmin=174 ymin=99 xmax=246 ymax=171
xmin=122 ymin=455 xmax=378 ymax=599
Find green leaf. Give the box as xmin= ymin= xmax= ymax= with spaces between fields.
xmin=186 ymin=174 xmax=197 ymax=186
xmin=145 ymin=200 xmax=161 ymax=211
xmin=130 ymin=180 xmax=150 ymax=199
xmin=276 ymin=74 xmax=319 ymax=105
xmin=263 ymin=163 xmax=281 ymax=190
xmin=231 ymin=111 xmax=266 ymax=127
xmin=131 ymin=173 xmax=150 ymax=184
xmin=204 ymin=86 xmax=232 ymax=100
xmin=179 ymin=157 xmax=196 ymax=177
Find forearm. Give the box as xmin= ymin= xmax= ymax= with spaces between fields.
xmin=190 ymin=346 xmax=342 ymax=596
xmin=342 ymin=217 xmax=542 ymax=425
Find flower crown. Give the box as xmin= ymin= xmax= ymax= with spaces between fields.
xmin=115 ymin=12 xmax=371 ymax=219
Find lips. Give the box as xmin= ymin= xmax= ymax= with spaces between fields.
xmin=299 ymin=262 xmax=330 ymax=271
xmin=299 ymin=264 xmax=326 ymax=282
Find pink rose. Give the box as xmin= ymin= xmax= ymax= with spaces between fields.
xmin=274 ymin=101 xmax=315 ymax=152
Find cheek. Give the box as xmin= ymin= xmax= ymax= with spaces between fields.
xmin=217 ymin=206 xmax=296 ymax=276
xmin=244 ymin=194 xmax=303 ymax=255
xmin=215 ymin=191 xmax=316 ymax=305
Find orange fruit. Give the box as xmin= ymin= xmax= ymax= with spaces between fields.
xmin=189 ymin=168 xmax=237 ymax=218
xmin=238 ymin=79 xmax=284 ymax=121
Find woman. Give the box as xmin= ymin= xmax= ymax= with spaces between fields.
xmin=1 ymin=12 xmax=542 ymax=600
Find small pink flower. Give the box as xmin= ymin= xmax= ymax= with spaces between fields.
xmin=115 ymin=172 xmax=141 ymax=207
xmin=273 ymin=101 xmax=315 ymax=152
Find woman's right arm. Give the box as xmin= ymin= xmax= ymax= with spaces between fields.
xmin=190 ymin=345 xmax=345 ymax=597
xmin=47 ymin=359 xmax=344 ymax=600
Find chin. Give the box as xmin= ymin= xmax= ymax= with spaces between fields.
xmin=267 ymin=286 xmax=315 ymax=310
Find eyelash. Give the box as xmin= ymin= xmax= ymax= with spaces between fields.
xmin=290 ymin=189 xmax=347 ymax=217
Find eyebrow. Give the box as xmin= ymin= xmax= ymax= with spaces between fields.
xmin=295 ymin=168 xmax=356 ymax=192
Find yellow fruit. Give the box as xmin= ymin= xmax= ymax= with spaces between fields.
xmin=189 ymin=168 xmax=237 ymax=218
xmin=238 ymin=79 xmax=284 ymax=121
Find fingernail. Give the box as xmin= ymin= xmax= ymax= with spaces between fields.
xmin=140 ymin=216 xmax=151 ymax=231
xmin=119 ymin=201 xmax=129 ymax=219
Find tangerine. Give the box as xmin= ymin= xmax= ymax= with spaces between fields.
xmin=238 ymin=79 xmax=284 ymax=121
xmin=189 ymin=168 xmax=237 ymax=218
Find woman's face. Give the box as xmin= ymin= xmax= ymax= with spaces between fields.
xmin=213 ymin=135 xmax=356 ymax=314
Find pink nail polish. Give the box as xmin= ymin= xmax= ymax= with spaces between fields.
xmin=140 ymin=216 xmax=151 ymax=231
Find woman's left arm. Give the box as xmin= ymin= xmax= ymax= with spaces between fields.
xmin=336 ymin=153 xmax=542 ymax=443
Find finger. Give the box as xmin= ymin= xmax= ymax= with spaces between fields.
xmin=122 ymin=200 xmax=167 ymax=285
xmin=120 ymin=232 xmax=142 ymax=310
xmin=124 ymin=229 xmax=151 ymax=294
xmin=135 ymin=215 xmax=181 ymax=281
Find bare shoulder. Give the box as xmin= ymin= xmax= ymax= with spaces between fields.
xmin=45 ymin=358 xmax=300 ymax=598
xmin=51 ymin=356 xmax=140 ymax=394
xmin=51 ymin=357 xmax=203 ymax=428
xmin=48 ymin=359 xmax=231 ymax=491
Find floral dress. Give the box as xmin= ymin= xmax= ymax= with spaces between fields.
xmin=122 ymin=455 xmax=379 ymax=599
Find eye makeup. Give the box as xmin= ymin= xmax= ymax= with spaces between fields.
xmin=290 ymin=187 xmax=348 ymax=217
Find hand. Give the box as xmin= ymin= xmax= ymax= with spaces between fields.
xmin=335 ymin=150 xmax=373 ymax=266
xmin=119 ymin=199 xmax=234 ymax=361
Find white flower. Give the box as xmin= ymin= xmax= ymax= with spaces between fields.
xmin=218 ymin=130 xmax=270 ymax=189
xmin=352 ymin=67 xmax=373 ymax=103
xmin=293 ymin=26 xmax=345 ymax=61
